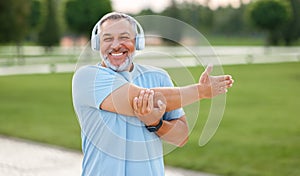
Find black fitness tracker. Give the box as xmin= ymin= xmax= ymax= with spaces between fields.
xmin=146 ymin=119 xmax=163 ymax=132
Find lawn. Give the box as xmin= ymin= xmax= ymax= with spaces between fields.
xmin=0 ymin=62 xmax=299 ymax=176
xmin=165 ymin=62 xmax=300 ymax=176
xmin=0 ymin=73 xmax=81 ymax=149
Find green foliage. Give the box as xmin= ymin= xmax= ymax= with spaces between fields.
xmin=136 ymin=0 xmax=300 ymax=46
xmin=161 ymin=1 xmax=214 ymax=35
xmin=248 ymin=0 xmax=291 ymax=30
xmin=212 ymin=5 xmax=253 ymax=35
xmin=247 ymin=0 xmax=292 ymax=45
xmin=38 ymin=0 xmax=61 ymax=48
xmin=282 ymin=0 xmax=300 ymax=45
xmin=0 ymin=0 xmax=31 ymax=44
xmin=27 ymin=0 xmax=42 ymax=42
xmin=177 ymin=2 xmax=214 ymax=34
xmin=29 ymin=0 xmax=42 ymax=29
xmin=64 ymin=0 xmax=112 ymax=37
xmin=138 ymin=8 xmax=156 ymax=16
xmin=136 ymin=1 xmax=266 ymax=44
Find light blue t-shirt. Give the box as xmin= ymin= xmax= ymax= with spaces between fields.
xmin=72 ymin=63 xmax=185 ymax=176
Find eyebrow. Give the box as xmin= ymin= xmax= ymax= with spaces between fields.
xmin=120 ymin=32 xmax=131 ymax=36
xmin=102 ymin=32 xmax=131 ymax=37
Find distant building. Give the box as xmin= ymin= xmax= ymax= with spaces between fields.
xmin=60 ymin=35 xmax=88 ymax=47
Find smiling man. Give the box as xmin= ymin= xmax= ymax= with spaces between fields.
xmin=72 ymin=12 xmax=233 ymax=176
xmin=100 ymin=16 xmax=136 ymax=72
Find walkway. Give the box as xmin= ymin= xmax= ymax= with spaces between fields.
xmin=0 ymin=136 xmax=216 ymax=176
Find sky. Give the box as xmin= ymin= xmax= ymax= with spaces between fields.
xmin=111 ymin=0 xmax=252 ymax=14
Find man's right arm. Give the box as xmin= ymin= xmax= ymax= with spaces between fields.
xmin=100 ymin=83 xmax=200 ymax=116
xmin=100 ymin=65 xmax=234 ymax=116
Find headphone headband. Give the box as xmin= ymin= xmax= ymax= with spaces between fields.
xmin=91 ymin=12 xmax=145 ymax=51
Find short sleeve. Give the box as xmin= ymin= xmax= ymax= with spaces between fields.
xmin=72 ymin=66 xmax=128 ymax=109
xmin=94 ymin=68 xmax=129 ymax=108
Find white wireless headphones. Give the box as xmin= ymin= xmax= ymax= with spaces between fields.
xmin=91 ymin=12 xmax=145 ymax=51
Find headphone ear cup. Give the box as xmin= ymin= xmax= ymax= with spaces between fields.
xmin=135 ymin=34 xmax=145 ymax=50
xmin=91 ymin=35 xmax=100 ymax=51
xmin=91 ymin=22 xmax=100 ymax=51
xmin=95 ymin=35 xmax=100 ymax=51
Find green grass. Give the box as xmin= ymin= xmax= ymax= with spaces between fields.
xmin=0 ymin=73 xmax=81 ymax=150
xmin=165 ymin=62 xmax=300 ymax=176
xmin=0 ymin=62 xmax=300 ymax=175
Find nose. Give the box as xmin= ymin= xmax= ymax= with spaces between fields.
xmin=111 ymin=38 xmax=121 ymax=50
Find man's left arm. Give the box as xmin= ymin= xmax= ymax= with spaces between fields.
xmin=133 ymin=89 xmax=189 ymax=147
xmin=156 ymin=115 xmax=189 ymax=147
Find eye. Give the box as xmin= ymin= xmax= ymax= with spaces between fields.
xmin=103 ymin=37 xmax=113 ymax=42
xmin=120 ymin=36 xmax=130 ymax=40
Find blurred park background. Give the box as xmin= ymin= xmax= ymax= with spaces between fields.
xmin=0 ymin=0 xmax=300 ymax=176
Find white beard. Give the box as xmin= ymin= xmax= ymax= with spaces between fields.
xmin=101 ymin=53 xmax=134 ymax=72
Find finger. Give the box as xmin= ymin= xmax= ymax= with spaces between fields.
xmin=213 ymin=75 xmax=228 ymax=82
xmin=153 ymin=92 xmax=166 ymax=107
xmin=133 ymin=97 xmax=138 ymax=111
xmin=200 ymin=64 xmax=213 ymax=83
xmin=220 ymin=80 xmax=233 ymax=87
xmin=214 ymin=81 xmax=230 ymax=92
xmin=226 ymin=80 xmax=234 ymax=88
xmin=142 ymin=89 xmax=150 ymax=113
xmin=225 ymin=75 xmax=232 ymax=80
xmin=157 ymin=100 xmax=166 ymax=112
xmin=205 ymin=64 xmax=213 ymax=75
xmin=137 ymin=90 xmax=145 ymax=109
xmin=147 ymin=90 xmax=154 ymax=112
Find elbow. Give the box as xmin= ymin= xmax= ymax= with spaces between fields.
xmin=159 ymin=116 xmax=189 ymax=147
xmin=173 ymin=128 xmax=189 ymax=147
xmin=178 ymin=122 xmax=189 ymax=147
xmin=174 ymin=122 xmax=189 ymax=147
xmin=177 ymin=135 xmax=189 ymax=147
xmin=161 ymin=131 xmax=189 ymax=147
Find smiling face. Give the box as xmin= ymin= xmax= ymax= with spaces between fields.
xmin=99 ymin=18 xmax=136 ymax=71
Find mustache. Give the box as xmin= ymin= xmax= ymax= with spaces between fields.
xmin=105 ymin=48 xmax=128 ymax=55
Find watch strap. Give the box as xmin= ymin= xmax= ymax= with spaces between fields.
xmin=145 ymin=119 xmax=163 ymax=132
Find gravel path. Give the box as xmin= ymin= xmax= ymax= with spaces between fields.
xmin=0 ymin=136 xmax=217 ymax=176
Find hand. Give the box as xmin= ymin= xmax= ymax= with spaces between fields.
xmin=133 ymin=89 xmax=166 ymax=126
xmin=198 ymin=64 xmax=234 ymax=99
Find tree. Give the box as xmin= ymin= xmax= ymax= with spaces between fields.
xmin=282 ymin=0 xmax=300 ymax=45
xmin=178 ymin=2 xmax=213 ymax=34
xmin=28 ymin=0 xmax=42 ymax=42
xmin=160 ymin=0 xmax=184 ymax=45
xmin=64 ymin=0 xmax=112 ymax=37
xmin=38 ymin=0 xmax=61 ymax=50
xmin=0 ymin=0 xmax=31 ymax=44
xmin=247 ymin=0 xmax=292 ymax=45
xmin=0 ymin=0 xmax=31 ymax=61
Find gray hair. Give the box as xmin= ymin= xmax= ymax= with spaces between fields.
xmin=98 ymin=12 xmax=138 ymax=34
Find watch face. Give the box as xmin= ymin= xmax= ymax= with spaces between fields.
xmin=147 ymin=126 xmax=157 ymax=132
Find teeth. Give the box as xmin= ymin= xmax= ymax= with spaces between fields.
xmin=111 ymin=53 xmax=123 ymax=56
